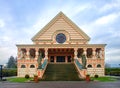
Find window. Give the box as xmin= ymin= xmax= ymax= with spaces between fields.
xmin=87 ymin=64 xmax=92 ymax=68
xmin=21 ymin=65 xmax=26 ymax=68
xmin=30 ymin=65 xmax=35 ymax=68
xmin=97 ymin=64 xmax=101 ymax=68
xmin=56 ymin=33 xmax=66 ymax=43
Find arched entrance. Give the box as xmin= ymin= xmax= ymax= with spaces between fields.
xmin=48 ymin=48 xmax=74 ymax=63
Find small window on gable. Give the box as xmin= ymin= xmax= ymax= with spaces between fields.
xmin=87 ymin=64 xmax=92 ymax=68
xmin=21 ymin=65 xmax=26 ymax=68
xmin=30 ymin=65 xmax=35 ymax=68
xmin=97 ymin=64 xmax=101 ymax=68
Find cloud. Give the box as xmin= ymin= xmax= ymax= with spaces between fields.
xmin=0 ymin=0 xmax=120 ymax=67
xmin=94 ymin=12 xmax=120 ymax=25
xmin=99 ymin=0 xmax=120 ymax=13
xmin=0 ymin=19 xmax=5 ymax=28
xmin=0 ymin=46 xmax=17 ymax=65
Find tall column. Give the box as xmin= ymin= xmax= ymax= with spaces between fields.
xmin=54 ymin=56 xmax=56 ymax=63
xmin=83 ymin=48 xmax=87 ymax=56
xmin=18 ymin=48 xmax=21 ymax=59
xmin=93 ymin=48 xmax=96 ymax=59
xmin=45 ymin=48 xmax=48 ymax=59
xmin=74 ymin=48 xmax=78 ymax=59
xmin=101 ymin=48 xmax=104 ymax=59
xmin=26 ymin=48 xmax=30 ymax=59
xmin=65 ymin=56 xmax=67 ymax=63
xmin=35 ymin=48 xmax=39 ymax=60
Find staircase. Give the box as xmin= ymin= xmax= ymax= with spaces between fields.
xmin=41 ymin=63 xmax=82 ymax=81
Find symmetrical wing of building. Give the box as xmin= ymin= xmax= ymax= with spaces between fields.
xmin=16 ymin=12 xmax=106 ymax=78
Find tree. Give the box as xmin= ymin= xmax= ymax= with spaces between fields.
xmin=105 ymin=63 xmax=110 ymax=68
xmin=7 ymin=56 xmax=16 ymax=68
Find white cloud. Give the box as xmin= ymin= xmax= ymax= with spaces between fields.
xmin=0 ymin=46 xmax=17 ymax=65
xmin=81 ymin=12 xmax=120 ymax=38
xmin=0 ymin=19 xmax=5 ymax=28
xmin=94 ymin=12 xmax=120 ymax=25
xmin=100 ymin=0 xmax=120 ymax=13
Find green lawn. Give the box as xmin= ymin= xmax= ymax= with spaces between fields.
xmin=7 ymin=77 xmax=33 ymax=83
xmin=91 ymin=76 xmax=117 ymax=82
xmin=7 ymin=76 xmax=118 ymax=82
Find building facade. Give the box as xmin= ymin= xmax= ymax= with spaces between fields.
xmin=16 ymin=12 xmax=106 ymax=78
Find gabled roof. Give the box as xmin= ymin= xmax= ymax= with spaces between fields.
xmin=32 ymin=11 xmax=90 ymax=41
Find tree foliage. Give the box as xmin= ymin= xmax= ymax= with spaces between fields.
xmin=7 ymin=56 xmax=17 ymax=68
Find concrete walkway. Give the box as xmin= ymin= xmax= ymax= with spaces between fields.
xmin=0 ymin=81 xmax=120 ymax=88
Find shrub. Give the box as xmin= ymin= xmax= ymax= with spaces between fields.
xmin=25 ymin=74 xmax=30 ymax=79
xmin=2 ymin=68 xmax=17 ymax=77
xmin=94 ymin=74 xmax=99 ymax=78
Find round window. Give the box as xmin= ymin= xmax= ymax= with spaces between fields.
xmin=56 ymin=33 xmax=66 ymax=43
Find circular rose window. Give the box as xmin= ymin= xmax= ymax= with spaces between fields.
xmin=56 ymin=33 xmax=66 ymax=43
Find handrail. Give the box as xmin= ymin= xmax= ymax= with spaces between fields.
xmin=41 ymin=59 xmax=48 ymax=69
xmin=75 ymin=59 xmax=83 ymax=70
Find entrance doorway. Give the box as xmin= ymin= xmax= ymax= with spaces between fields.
xmin=48 ymin=48 xmax=74 ymax=63
xmin=50 ymin=56 xmax=54 ymax=62
xmin=67 ymin=56 xmax=72 ymax=62
xmin=56 ymin=56 xmax=65 ymax=62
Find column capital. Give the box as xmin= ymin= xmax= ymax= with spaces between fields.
xmin=74 ymin=48 xmax=78 ymax=59
xmin=26 ymin=48 xmax=30 ymax=51
xmin=45 ymin=48 xmax=48 ymax=59
xmin=35 ymin=48 xmax=39 ymax=51
xmin=92 ymin=48 xmax=96 ymax=51
xmin=83 ymin=48 xmax=87 ymax=51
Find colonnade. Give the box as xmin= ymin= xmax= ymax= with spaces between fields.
xmin=18 ymin=47 xmax=104 ymax=60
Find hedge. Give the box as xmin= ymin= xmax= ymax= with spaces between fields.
xmin=105 ymin=68 xmax=120 ymax=76
xmin=2 ymin=68 xmax=17 ymax=77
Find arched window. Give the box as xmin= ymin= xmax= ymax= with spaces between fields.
xmin=87 ymin=64 xmax=92 ymax=68
xmin=97 ymin=64 xmax=101 ymax=68
xmin=30 ymin=65 xmax=35 ymax=68
xmin=21 ymin=65 xmax=26 ymax=68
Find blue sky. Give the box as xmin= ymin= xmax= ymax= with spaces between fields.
xmin=0 ymin=0 xmax=120 ymax=67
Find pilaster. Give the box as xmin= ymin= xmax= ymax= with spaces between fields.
xmin=83 ymin=48 xmax=87 ymax=56
xmin=93 ymin=48 xmax=96 ymax=59
xmin=35 ymin=48 xmax=39 ymax=60
xmin=18 ymin=48 xmax=21 ymax=58
xmin=74 ymin=48 xmax=78 ymax=59
xmin=45 ymin=48 xmax=48 ymax=59
xmin=101 ymin=48 xmax=104 ymax=59
xmin=26 ymin=48 xmax=30 ymax=59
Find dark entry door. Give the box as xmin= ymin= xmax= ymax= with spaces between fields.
xmin=50 ymin=56 xmax=54 ymax=62
xmin=57 ymin=56 xmax=65 ymax=62
xmin=67 ymin=56 xmax=71 ymax=62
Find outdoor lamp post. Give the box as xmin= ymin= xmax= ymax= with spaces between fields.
xmin=0 ymin=65 xmax=3 ymax=80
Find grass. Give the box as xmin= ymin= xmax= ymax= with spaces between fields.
xmin=7 ymin=77 xmax=33 ymax=83
xmin=91 ymin=76 xmax=117 ymax=82
xmin=7 ymin=76 xmax=118 ymax=82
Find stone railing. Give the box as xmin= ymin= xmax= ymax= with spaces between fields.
xmin=41 ymin=59 xmax=48 ymax=69
xmin=74 ymin=59 xmax=86 ymax=78
xmin=37 ymin=59 xmax=48 ymax=78
xmin=74 ymin=59 xmax=83 ymax=70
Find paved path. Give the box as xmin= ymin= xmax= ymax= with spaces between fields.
xmin=0 ymin=81 xmax=120 ymax=88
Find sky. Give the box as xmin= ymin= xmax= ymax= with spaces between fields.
xmin=0 ymin=0 xmax=120 ymax=67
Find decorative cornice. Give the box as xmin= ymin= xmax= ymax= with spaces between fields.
xmin=16 ymin=44 xmax=106 ymax=48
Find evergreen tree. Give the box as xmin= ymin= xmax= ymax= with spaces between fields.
xmin=7 ymin=56 xmax=16 ymax=68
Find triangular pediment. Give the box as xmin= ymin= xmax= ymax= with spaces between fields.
xmin=32 ymin=12 xmax=90 ymax=43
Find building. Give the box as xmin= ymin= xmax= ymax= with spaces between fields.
xmin=16 ymin=12 xmax=106 ymax=78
